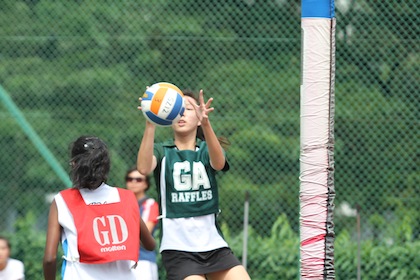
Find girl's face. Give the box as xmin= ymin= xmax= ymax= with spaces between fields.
xmin=125 ymin=170 xmax=148 ymax=196
xmin=172 ymin=96 xmax=200 ymax=133
xmin=0 ymin=239 xmax=10 ymax=265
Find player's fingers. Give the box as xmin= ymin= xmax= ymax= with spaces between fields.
xmin=199 ymin=89 xmax=205 ymax=104
xmin=205 ymin=97 xmax=213 ymax=108
xmin=138 ymin=96 xmax=143 ymax=110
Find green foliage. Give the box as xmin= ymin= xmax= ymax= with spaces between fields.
xmin=2 ymin=213 xmax=419 ymax=279
xmin=13 ymin=212 xmax=46 ymax=278
xmin=227 ymin=215 xmax=420 ymax=280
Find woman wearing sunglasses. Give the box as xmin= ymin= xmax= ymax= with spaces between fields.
xmin=125 ymin=167 xmax=159 ymax=280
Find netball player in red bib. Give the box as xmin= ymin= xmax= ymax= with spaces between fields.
xmin=43 ymin=136 xmax=155 ymax=280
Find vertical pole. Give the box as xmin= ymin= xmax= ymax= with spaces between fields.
xmin=300 ymin=0 xmax=336 ymax=279
xmin=242 ymin=191 xmax=249 ymax=269
xmin=356 ymin=205 xmax=361 ymax=280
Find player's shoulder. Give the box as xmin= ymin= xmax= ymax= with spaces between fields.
xmin=8 ymin=258 xmax=24 ymax=268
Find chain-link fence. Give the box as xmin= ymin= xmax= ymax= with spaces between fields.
xmin=0 ymin=1 xmax=418 ymax=279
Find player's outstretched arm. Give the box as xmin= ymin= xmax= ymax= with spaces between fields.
xmin=194 ymin=90 xmax=226 ymax=171
xmin=137 ymin=102 xmax=157 ymax=175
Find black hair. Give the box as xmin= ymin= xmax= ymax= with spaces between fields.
xmin=125 ymin=166 xmax=151 ymax=191
xmin=182 ymin=89 xmax=231 ymax=150
xmin=69 ymin=136 xmax=110 ymax=190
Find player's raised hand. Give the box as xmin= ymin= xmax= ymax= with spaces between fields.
xmin=192 ymin=89 xmax=214 ymax=124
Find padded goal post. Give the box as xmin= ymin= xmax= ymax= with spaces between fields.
xmin=300 ymin=0 xmax=336 ymax=279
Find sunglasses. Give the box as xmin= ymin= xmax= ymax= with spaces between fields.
xmin=126 ymin=177 xmax=145 ymax=183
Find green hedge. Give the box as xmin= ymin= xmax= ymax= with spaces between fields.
xmin=3 ymin=212 xmax=419 ymax=280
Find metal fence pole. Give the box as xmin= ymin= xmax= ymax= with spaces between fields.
xmin=242 ymin=191 xmax=250 ymax=269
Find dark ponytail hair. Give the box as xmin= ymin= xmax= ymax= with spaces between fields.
xmin=69 ymin=136 xmax=110 ymax=190
xmin=182 ymin=89 xmax=231 ymax=150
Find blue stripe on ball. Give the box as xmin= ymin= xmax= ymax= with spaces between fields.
xmin=143 ymin=90 xmax=154 ymax=101
xmin=166 ymin=94 xmax=184 ymax=120
xmin=179 ymin=107 xmax=185 ymax=117
xmin=145 ymin=111 xmax=172 ymax=126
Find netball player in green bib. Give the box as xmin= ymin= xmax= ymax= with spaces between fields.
xmin=137 ymin=89 xmax=250 ymax=280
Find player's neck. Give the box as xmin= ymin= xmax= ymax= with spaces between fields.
xmin=136 ymin=192 xmax=146 ymax=200
xmin=174 ymin=134 xmax=196 ymax=150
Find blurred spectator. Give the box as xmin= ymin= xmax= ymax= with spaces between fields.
xmin=125 ymin=167 xmax=159 ymax=280
xmin=0 ymin=236 xmax=24 ymax=280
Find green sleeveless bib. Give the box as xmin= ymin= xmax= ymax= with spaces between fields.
xmin=153 ymin=140 xmax=227 ymax=218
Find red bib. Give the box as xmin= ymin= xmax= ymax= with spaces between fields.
xmin=60 ymin=188 xmax=140 ymax=264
